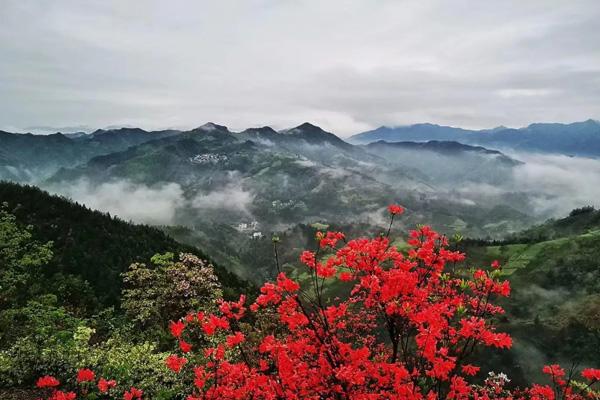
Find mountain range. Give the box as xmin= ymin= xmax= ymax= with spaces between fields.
xmin=349 ymin=119 xmax=600 ymax=157
xmin=2 ymin=119 xmax=598 ymax=246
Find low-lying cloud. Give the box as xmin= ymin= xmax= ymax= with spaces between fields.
xmin=47 ymin=178 xmax=256 ymax=226
xmin=437 ymin=153 xmax=600 ymax=219
xmin=511 ymin=153 xmax=600 ymax=216
xmin=49 ymin=179 xmax=185 ymax=225
xmin=43 ymin=152 xmax=600 ymax=228
xmin=191 ymin=183 xmax=254 ymax=215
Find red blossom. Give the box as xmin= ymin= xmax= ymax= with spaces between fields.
xmin=169 ymin=320 xmax=185 ymax=338
xmin=582 ymin=368 xmax=600 ymax=382
xmin=76 ymin=368 xmax=95 ymax=383
xmin=388 ymin=204 xmax=405 ymax=215
xmin=461 ymin=364 xmax=480 ymax=376
xmin=225 ymin=331 xmax=245 ymax=347
xmin=48 ymin=391 xmax=76 ymax=400
xmin=123 ymin=387 xmax=143 ymax=400
xmin=179 ymin=340 xmax=192 ymax=353
xmin=98 ymin=378 xmax=117 ymax=393
xmin=36 ymin=375 xmax=60 ymax=388
xmin=165 ymin=354 xmax=187 ymax=373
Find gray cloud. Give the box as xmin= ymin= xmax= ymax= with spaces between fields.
xmin=191 ymin=183 xmax=255 ymax=215
xmin=511 ymin=153 xmax=600 ymax=216
xmin=0 ymin=0 xmax=599 ymax=136
xmin=46 ymin=178 xmax=256 ymax=225
xmin=445 ymin=153 xmax=600 ymax=218
xmin=48 ymin=179 xmax=185 ymax=225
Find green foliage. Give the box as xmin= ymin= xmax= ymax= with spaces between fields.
xmin=0 ymin=295 xmax=84 ymax=386
xmin=569 ymin=206 xmax=596 ymax=217
xmin=0 ymin=272 xmax=196 ymax=397
xmin=0 ymin=207 xmax=53 ymax=308
xmin=150 ymin=252 xmax=175 ymax=266
xmin=0 ymin=319 xmax=183 ymax=398
xmin=121 ymin=253 xmax=222 ymax=335
xmin=80 ymin=335 xmax=185 ymax=400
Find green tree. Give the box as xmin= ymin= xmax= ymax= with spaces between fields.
xmin=0 ymin=207 xmax=53 ymax=309
xmin=121 ymin=253 xmax=222 ymax=333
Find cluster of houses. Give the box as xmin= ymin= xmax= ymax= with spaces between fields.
xmin=271 ymin=199 xmax=307 ymax=212
xmin=189 ymin=153 xmax=228 ymax=164
xmin=234 ymin=220 xmax=263 ymax=239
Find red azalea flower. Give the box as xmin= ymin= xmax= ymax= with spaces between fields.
xmin=461 ymin=364 xmax=480 ymax=376
xmin=165 ymin=354 xmax=187 ymax=373
xmin=169 ymin=320 xmax=185 ymax=338
xmin=225 ymin=331 xmax=245 ymax=347
xmin=582 ymin=368 xmax=600 ymax=381
xmin=36 ymin=375 xmax=60 ymax=388
xmin=388 ymin=204 xmax=405 ymax=215
xmin=179 ymin=340 xmax=192 ymax=353
xmin=76 ymin=368 xmax=95 ymax=383
xmin=49 ymin=391 xmax=76 ymax=400
xmin=339 ymin=271 xmax=353 ymax=281
xmin=98 ymin=377 xmax=117 ymax=393
xmin=123 ymin=387 xmax=143 ymax=400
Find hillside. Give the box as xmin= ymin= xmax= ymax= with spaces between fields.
xmin=504 ymin=206 xmax=600 ymax=243
xmin=0 ymin=181 xmax=249 ymax=308
xmin=461 ymin=209 xmax=600 ymax=381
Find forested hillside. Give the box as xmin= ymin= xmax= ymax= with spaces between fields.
xmin=461 ymin=208 xmax=600 ymax=381
xmin=0 ymin=181 xmax=248 ymax=308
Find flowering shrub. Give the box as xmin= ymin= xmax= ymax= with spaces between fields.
xmin=37 ymin=205 xmax=600 ymax=399
xmin=36 ymin=370 xmax=139 ymax=399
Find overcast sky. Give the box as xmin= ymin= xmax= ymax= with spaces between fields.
xmin=1 ymin=1 xmax=599 ymax=136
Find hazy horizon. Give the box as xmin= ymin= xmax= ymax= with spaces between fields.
xmin=4 ymin=118 xmax=600 ymax=139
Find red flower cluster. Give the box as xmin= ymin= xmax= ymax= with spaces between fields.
xmin=36 ymin=376 xmax=76 ymax=400
xmin=155 ymin=206 xmax=598 ymax=399
xmin=523 ymin=365 xmax=600 ymax=399
xmin=36 ymin=369 xmax=130 ymax=399
xmin=123 ymin=387 xmax=143 ymax=400
xmin=166 ymin=354 xmax=188 ymax=373
xmin=98 ymin=377 xmax=117 ymax=393
xmin=36 ymin=375 xmax=60 ymax=388
xmin=388 ymin=204 xmax=405 ymax=215
xmin=37 ymin=206 xmax=600 ymax=399
xmin=583 ymin=369 xmax=600 ymax=382
xmin=76 ymin=368 xmax=95 ymax=383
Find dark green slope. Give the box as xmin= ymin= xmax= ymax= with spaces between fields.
xmin=503 ymin=206 xmax=600 ymax=243
xmin=0 ymin=181 xmax=249 ymax=309
xmin=461 ymin=208 xmax=600 ymax=381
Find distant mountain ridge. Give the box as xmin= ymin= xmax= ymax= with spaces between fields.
xmin=350 ymin=119 xmax=600 ymax=156
xmin=361 ymin=140 xmax=521 ymax=187
xmin=0 ymin=122 xmax=353 ymax=183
